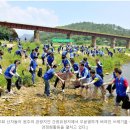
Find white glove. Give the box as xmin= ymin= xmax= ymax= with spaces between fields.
xmin=0 ymin=68 xmax=2 ymax=74
xmin=14 ymin=73 xmax=20 ymax=78
xmin=31 ymin=67 xmax=34 ymax=71
xmin=126 ymin=87 xmax=130 ymax=93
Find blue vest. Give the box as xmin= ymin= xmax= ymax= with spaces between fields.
xmin=4 ymin=64 xmax=16 ymax=78
xmin=47 ymin=55 xmax=54 ymax=66
xmin=70 ymin=52 xmax=74 ymax=58
xmin=96 ymin=63 xmax=103 ymax=75
xmin=73 ymin=63 xmax=79 ymax=71
xmin=30 ymin=52 xmax=34 ymax=60
xmin=62 ymin=59 xmax=70 ymax=67
xmin=15 ymin=50 xmax=21 ymax=55
xmin=43 ymin=68 xmax=55 ymax=80
xmin=80 ymin=67 xmax=90 ymax=78
xmin=69 ymin=49 xmax=73 ymax=53
xmin=41 ymin=53 xmax=46 ymax=58
xmin=115 ymin=77 xmax=127 ymax=97
xmin=92 ymin=74 xmax=103 ymax=87
xmin=84 ymin=61 xmax=89 ymax=69
xmin=62 ymin=51 xmax=67 ymax=56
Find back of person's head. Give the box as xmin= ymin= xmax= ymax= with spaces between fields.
xmin=35 ymin=48 xmax=38 ymax=52
xmin=70 ymin=59 xmax=75 ymax=63
xmin=114 ymin=68 xmax=119 ymax=72
xmin=83 ymin=57 xmax=87 ymax=61
xmin=14 ymin=60 xmax=20 ymax=64
xmin=96 ymin=58 xmax=99 ymax=62
xmin=62 ymin=55 xmax=66 ymax=59
xmin=52 ymin=64 xmax=57 ymax=68
xmin=90 ymin=69 xmax=96 ymax=74
xmin=115 ymin=68 xmax=122 ymax=75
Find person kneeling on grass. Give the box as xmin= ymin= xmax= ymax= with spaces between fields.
xmin=83 ymin=69 xmax=106 ymax=101
xmin=104 ymin=68 xmax=130 ymax=116
xmin=43 ymin=64 xmax=64 ymax=97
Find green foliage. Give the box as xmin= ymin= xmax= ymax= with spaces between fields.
xmin=0 ymin=41 xmax=130 ymax=89
xmin=40 ymin=22 xmax=130 ymax=46
xmin=0 ymin=26 xmax=18 ymax=40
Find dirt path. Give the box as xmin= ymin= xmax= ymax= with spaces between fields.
xmin=0 ymin=81 xmax=104 ymax=116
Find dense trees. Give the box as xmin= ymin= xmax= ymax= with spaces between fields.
xmin=40 ymin=22 xmax=130 ymax=46
xmin=0 ymin=26 xmax=18 ymax=40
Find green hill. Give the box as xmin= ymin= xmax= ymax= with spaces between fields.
xmin=40 ymin=22 xmax=130 ymax=46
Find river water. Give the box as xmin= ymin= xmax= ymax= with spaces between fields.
xmin=101 ymin=63 xmax=130 ymax=116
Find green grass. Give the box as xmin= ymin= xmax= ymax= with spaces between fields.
xmin=0 ymin=41 xmax=130 ymax=88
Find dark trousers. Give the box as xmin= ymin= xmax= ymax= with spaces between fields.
xmin=42 ymin=57 xmax=45 ymax=65
xmin=6 ymin=78 xmax=12 ymax=92
xmin=106 ymin=84 xmax=116 ymax=94
xmin=44 ymin=79 xmax=50 ymax=96
xmin=54 ymin=77 xmax=65 ymax=90
xmin=99 ymin=74 xmax=104 ymax=80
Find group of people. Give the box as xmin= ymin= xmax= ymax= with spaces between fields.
xmin=0 ymin=41 xmax=130 ymax=116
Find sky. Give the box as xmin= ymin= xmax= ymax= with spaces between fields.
xmin=0 ymin=0 xmax=130 ymax=36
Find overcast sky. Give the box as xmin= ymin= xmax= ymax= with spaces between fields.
xmin=0 ymin=0 xmax=130 ymax=36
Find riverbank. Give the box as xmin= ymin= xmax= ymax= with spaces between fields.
xmin=0 ymin=42 xmax=130 ymax=116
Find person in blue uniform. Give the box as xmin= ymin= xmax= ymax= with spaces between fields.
xmin=105 ymin=68 xmax=130 ymax=116
xmin=43 ymin=64 xmax=64 ymax=97
xmin=77 ymin=62 xmax=91 ymax=99
xmin=54 ymin=55 xmax=72 ymax=93
xmin=29 ymin=56 xmax=38 ymax=84
xmin=95 ymin=59 xmax=104 ymax=79
xmin=82 ymin=57 xmax=91 ymax=70
xmin=70 ymin=59 xmax=79 ymax=78
xmin=53 ymin=64 xmax=71 ymax=93
xmin=46 ymin=52 xmax=54 ymax=71
xmin=15 ymin=49 xmax=23 ymax=56
xmin=4 ymin=60 xmax=20 ymax=94
xmin=84 ymin=69 xmax=106 ymax=101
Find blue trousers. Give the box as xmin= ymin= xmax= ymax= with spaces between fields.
xmin=32 ymin=72 xmax=36 ymax=84
xmin=44 ymin=79 xmax=50 ymax=96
